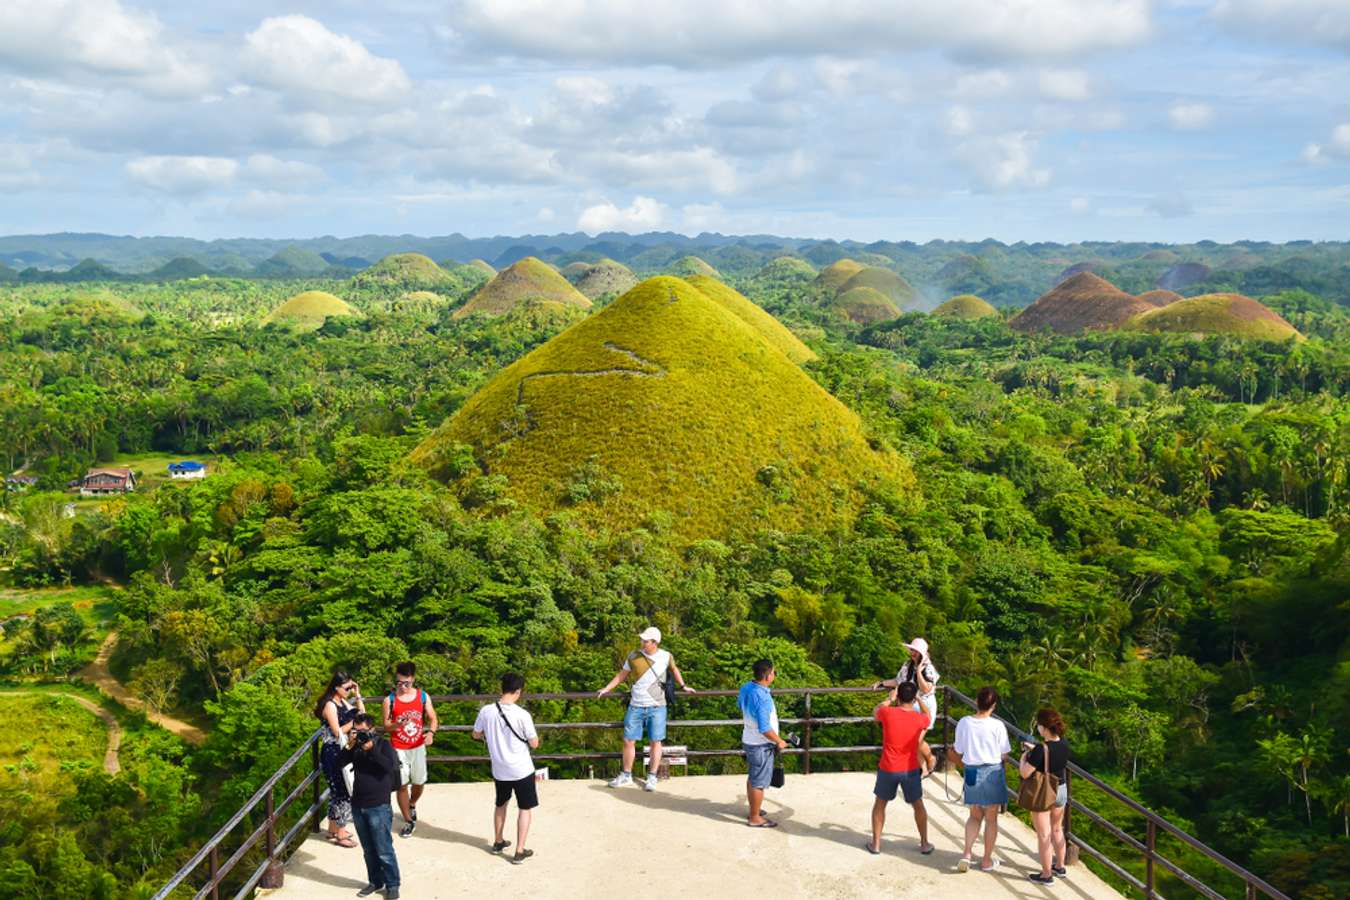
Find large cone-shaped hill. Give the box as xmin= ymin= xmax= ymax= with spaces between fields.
xmin=352 ymin=253 xmax=458 ymax=289
xmin=667 ymin=256 xmax=721 ymax=278
xmin=412 ymin=276 xmax=910 ymax=539
xmin=1010 ymin=272 xmax=1154 ymax=334
xmin=1136 ymin=289 xmax=1183 ymax=307
xmin=1129 ymin=293 xmax=1303 ymax=341
xmin=815 ymin=259 xmax=865 ymax=293
xmin=261 ymin=291 xmax=362 ymax=331
xmin=758 ymin=256 xmax=817 ymax=280
xmin=683 ymin=275 xmax=816 ymax=364
xmin=838 ymin=267 xmax=918 ymax=308
xmin=829 ymin=287 xmax=901 ymax=324
xmin=452 ymin=257 xmax=592 ymax=319
xmin=466 ymin=259 xmax=496 ymax=276
xmin=571 ymin=259 xmax=639 ymax=299
xmin=933 ymin=294 xmax=1000 ymax=319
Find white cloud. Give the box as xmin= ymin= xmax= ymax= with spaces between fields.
xmin=1038 ymin=68 xmax=1091 ymax=101
xmin=1214 ymin=0 xmax=1350 ymax=52
xmin=578 ymin=196 xmax=668 ymax=233
xmin=446 ymin=1 xmax=1153 ymax=66
xmin=565 ymin=146 xmax=739 ymax=195
xmin=681 ymin=202 xmax=725 ymax=232
xmin=242 ymin=154 xmax=325 ymax=187
xmin=753 ymin=66 xmax=801 ymax=103
xmin=1169 ymin=102 xmax=1214 ymax=130
xmin=1070 ymin=196 xmax=1092 ymax=214
xmin=954 ymin=132 xmax=1051 ymax=191
xmin=243 ymin=15 xmax=411 ymax=105
xmin=0 ymin=0 xmax=209 ymax=95
xmin=944 ymin=105 xmax=976 ymax=137
xmin=952 ymin=68 xmax=1011 ymax=99
xmin=126 ymin=155 xmax=238 ymax=194
xmin=1302 ymin=123 xmax=1350 ymax=162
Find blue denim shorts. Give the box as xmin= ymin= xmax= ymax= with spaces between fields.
xmin=875 ymin=768 xmax=923 ymax=804
xmin=622 ymin=704 xmax=667 ymax=741
xmin=962 ymin=763 xmax=1009 ymax=807
xmin=744 ymin=742 xmax=776 ymax=789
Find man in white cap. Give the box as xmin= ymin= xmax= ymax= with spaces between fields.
xmin=874 ymin=637 xmax=940 ymax=774
xmin=596 ymin=626 xmax=694 ymax=791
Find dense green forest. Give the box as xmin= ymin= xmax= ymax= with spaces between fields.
xmin=0 ymin=258 xmax=1347 ymax=899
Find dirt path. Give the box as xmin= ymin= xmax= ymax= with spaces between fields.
xmin=1 ymin=690 xmax=121 ymax=774
xmin=78 ymin=632 xmax=207 ymax=745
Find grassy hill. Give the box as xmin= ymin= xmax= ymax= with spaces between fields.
xmin=1137 ymin=289 xmax=1183 ymax=307
xmin=260 ymin=290 xmax=362 ymax=331
xmin=412 ymin=276 xmax=911 ymax=539
xmin=932 ymin=294 xmax=999 ymax=319
xmin=571 ymin=259 xmax=639 ymax=299
xmin=1129 ymin=293 xmax=1304 ymax=341
xmin=683 ymin=275 xmax=816 ymax=364
xmin=352 ymin=252 xmax=459 ymax=290
xmin=1010 ymin=272 xmax=1155 ymax=334
xmin=758 ymin=256 xmax=817 ymax=280
xmin=838 ymin=267 xmax=918 ymax=308
xmin=829 ymin=286 xmax=901 ymax=324
xmin=667 ymin=256 xmax=720 ymax=278
xmin=452 ymin=257 xmax=592 ymax=319
xmin=815 ymin=259 xmax=864 ymax=293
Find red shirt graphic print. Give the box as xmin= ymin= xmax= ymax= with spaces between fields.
xmin=390 ymin=690 xmax=425 ymax=750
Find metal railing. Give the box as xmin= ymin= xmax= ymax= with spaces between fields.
xmin=155 ymin=684 xmax=1290 ymax=900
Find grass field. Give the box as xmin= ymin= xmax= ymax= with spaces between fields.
xmin=0 ymin=692 xmax=108 ymax=789
xmin=0 ymin=584 xmax=118 ymax=624
xmin=105 ymin=452 xmax=214 ymax=490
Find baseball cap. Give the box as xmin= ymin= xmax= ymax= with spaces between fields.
xmin=638 ymin=626 xmax=662 ymax=643
xmin=903 ymin=637 xmax=929 ymax=656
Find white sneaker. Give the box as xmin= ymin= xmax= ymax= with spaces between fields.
xmin=608 ymin=771 xmax=633 ymax=788
xmin=644 ymin=774 xmax=659 ymax=792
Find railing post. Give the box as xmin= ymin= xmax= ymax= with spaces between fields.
xmin=260 ymin=785 xmax=284 ymax=889
xmin=1062 ymin=768 xmax=1076 ymax=864
xmin=803 ymin=691 xmax=813 ymax=775
xmin=1146 ymin=819 xmax=1156 ymax=899
xmin=940 ymin=686 xmax=950 ymax=772
xmin=310 ymin=738 xmax=323 ymax=833
xmin=208 ymin=846 xmax=219 ymax=900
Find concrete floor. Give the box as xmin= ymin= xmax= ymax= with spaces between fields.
xmin=267 ymin=772 xmax=1122 ymax=900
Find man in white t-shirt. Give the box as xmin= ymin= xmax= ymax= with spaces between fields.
xmin=473 ymin=672 xmax=540 ymax=865
xmin=596 ymin=626 xmax=694 ymax=792
xmin=947 ymin=685 xmax=1012 ymax=874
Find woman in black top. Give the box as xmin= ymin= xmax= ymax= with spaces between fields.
xmin=1018 ymin=708 xmax=1070 ymax=885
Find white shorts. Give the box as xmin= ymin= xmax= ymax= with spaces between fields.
xmin=918 ymin=694 xmax=937 ymax=732
xmin=396 ymin=745 xmax=427 ymax=786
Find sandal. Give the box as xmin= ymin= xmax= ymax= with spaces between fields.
xmin=747 ymin=818 xmax=778 ymax=828
xmin=863 ymin=840 xmax=880 ymax=855
xmin=334 ymin=835 xmax=357 ymax=848
xmin=919 ymin=843 xmax=935 ymax=855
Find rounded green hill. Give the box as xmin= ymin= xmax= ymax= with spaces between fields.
xmin=815 ymin=259 xmax=864 ymax=293
xmin=758 ymin=256 xmax=817 ymax=280
xmin=1128 ymin=293 xmax=1303 ymax=342
xmin=829 ymin=286 xmax=901 ymax=324
xmin=667 ymin=256 xmax=720 ymax=278
xmin=412 ymin=276 xmax=911 ymax=539
xmin=572 ymin=259 xmax=639 ymax=299
xmin=933 ymin=294 xmax=999 ymax=319
xmin=467 ymin=259 xmax=497 ymax=276
xmin=54 ymin=291 xmax=144 ymax=324
xmin=352 ymin=252 xmax=458 ymax=289
xmin=452 ymin=256 xmax=592 ymax=319
xmin=838 ymin=267 xmax=917 ymax=308
xmin=260 ymin=291 xmax=362 ymax=331
xmin=683 ymin=275 xmax=816 ymax=364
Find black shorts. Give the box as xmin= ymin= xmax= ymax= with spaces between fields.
xmin=494 ymin=775 xmax=539 ymax=810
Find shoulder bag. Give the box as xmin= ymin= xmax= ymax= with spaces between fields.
xmin=1017 ymin=741 xmax=1059 ymax=812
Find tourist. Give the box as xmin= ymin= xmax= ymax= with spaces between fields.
xmin=382 ymin=661 xmax=439 ymax=837
xmin=866 ymin=682 xmax=934 ymax=856
xmin=342 ymin=714 xmax=401 ymax=899
xmin=874 ymin=637 xmax=939 ymax=774
xmin=473 ymin=672 xmax=540 ymax=865
xmin=738 ymin=658 xmax=788 ymax=828
xmin=595 ymin=626 xmax=694 ymax=791
xmin=1019 ymin=708 xmax=1071 ymax=885
xmin=314 ymin=670 xmax=363 ymax=848
xmin=948 ymin=685 xmax=1011 ymax=873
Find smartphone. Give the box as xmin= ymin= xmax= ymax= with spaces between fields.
xmin=1022 ymin=741 xmax=1036 ymax=750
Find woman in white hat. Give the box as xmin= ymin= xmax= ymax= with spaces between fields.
xmin=874 ymin=638 xmax=940 ymax=774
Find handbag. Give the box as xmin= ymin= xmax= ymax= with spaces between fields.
xmin=770 ymin=747 xmax=785 ymax=789
xmin=341 ymin=761 xmax=355 ymax=796
xmin=1017 ymin=741 xmax=1060 ymax=812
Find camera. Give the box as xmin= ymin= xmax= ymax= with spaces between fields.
xmin=352 ymin=729 xmax=375 ymax=747
xmin=783 ymin=732 xmax=802 ymax=748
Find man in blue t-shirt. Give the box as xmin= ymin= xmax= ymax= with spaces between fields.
xmin=738 ymin=658 xmax=788 ymax=827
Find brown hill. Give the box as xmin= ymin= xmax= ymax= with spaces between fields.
xmin=572 ymin=259 xmax=639 ymax=299
xmin=1010 ymin=272 xmax=1155 ymax=334
xmin=932 ymin=294 xmax=999 ymax=319
xmin=815 ymin=259 xmax=864 ymax=293
xmin=1137 ymin=289 xmax=1183 ymax=307
xmin=829 ymin=287 xmax=901 ymax=324
xmin=837 ymin=267 xmax=917 ymax=308
xmin=452 ymin=257 xmax=592 ymax=319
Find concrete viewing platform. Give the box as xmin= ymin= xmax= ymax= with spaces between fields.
xmin=269 ymin=772 xmax=1122 ymax=899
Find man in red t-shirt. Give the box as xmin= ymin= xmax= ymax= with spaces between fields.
xmin=866 ymin=681 xmax=933 ymax=855
xmin=382 ymin=661 xmax=438 ymax=838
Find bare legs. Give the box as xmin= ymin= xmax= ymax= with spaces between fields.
xmin=397 ymin=783 xmax=424 ymax=823
xmin=621 ymin=739 xmax=662 ymax=775
xmin=747 ymin=782 xmax=768 ymax=825
xmin=1033 ymin=810 xmax=1054 ymax=877
xmin=494 ymin=803 xmax=532 ymax=852
xmin=962 ymin=805 xmax=1000 ymax=867
xmin=912 ymin=798 xmax=930 ymax=850
xmin=870 ymin=797 xmax=886 ymax=851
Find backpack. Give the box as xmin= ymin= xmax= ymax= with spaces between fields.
xmin=387 ymin=689 xmax=429 ymax=726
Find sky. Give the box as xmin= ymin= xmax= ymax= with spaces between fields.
xmin=1 ymin=0 xmax=1348 ymax=243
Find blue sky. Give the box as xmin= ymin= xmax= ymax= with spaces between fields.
xmin=1 ymin=0 xmax=1348 ymax=242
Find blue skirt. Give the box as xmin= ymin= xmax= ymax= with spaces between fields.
xmin=963 ymin=763 xmax=1008 ymax=806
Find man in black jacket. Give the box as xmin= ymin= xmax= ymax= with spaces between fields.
xmin=341 ymin=713 xmax=401 ymax=898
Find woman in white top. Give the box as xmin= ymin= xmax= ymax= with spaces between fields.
xmin=874 ymin=637 xmax=940 ymax=773
xmin=947 ymin=686 xmax=1011 ymax=874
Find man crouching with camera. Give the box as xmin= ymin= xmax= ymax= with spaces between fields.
xmin=341 ymin=713 xmax=402 ymax=898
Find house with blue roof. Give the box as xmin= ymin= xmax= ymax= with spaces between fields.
xmin=168 ymin=460 xmax=207 ymax=480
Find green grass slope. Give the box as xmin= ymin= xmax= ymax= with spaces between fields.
xmin=467 ymin=259 xmax=497 ymax=276
xmin=683 ymin=275 xmax=816 ymax=364
xmin=452 ymin=256 xmax=592 ymax=319
xmin=815 ymin=259 xmax=864 ymax=293
xmin=932 ymin=294 xmax=999 ymax=319
xmin=572 ymin=259 xmax=639 ymax=299
xmin=758 ymin=256 xmax=817 ymax=280
xmin=829 ymin=286 xmax=901 ymax=324
xmin=1128 ymin=293 xmax=1304 ymax=341
xmin=838 ymin=267 xmax=918 ymax=308
xmin=413 ymin=276 xmax=911 ymax=539
xmin=667 ymin=256 xmax=720 ymax=278
xmin=352 ymin=252 xmax=459 ymax=290
xmin=261 ymin=290 xmax=362 ymax=331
